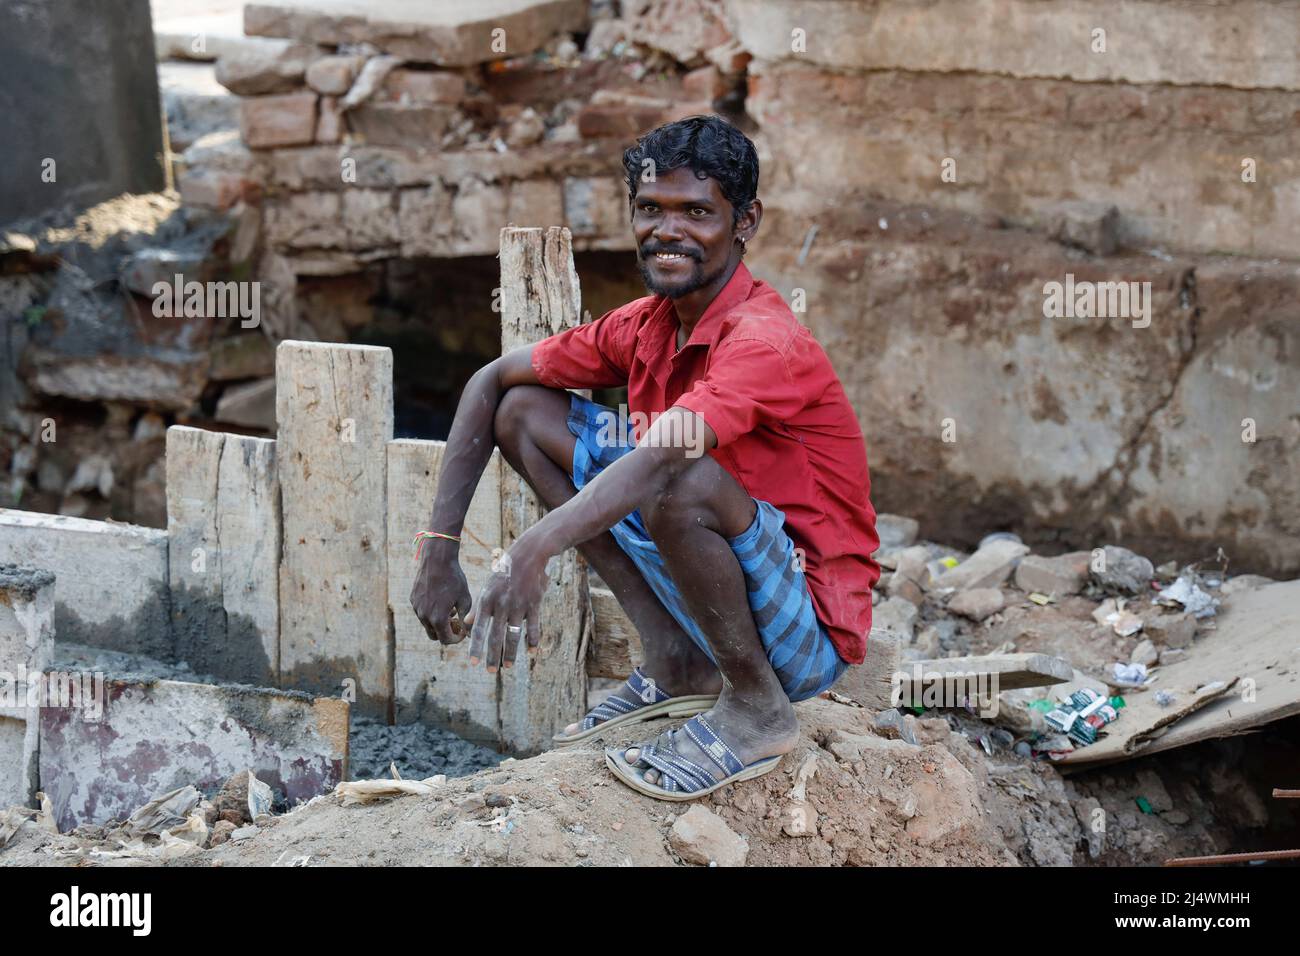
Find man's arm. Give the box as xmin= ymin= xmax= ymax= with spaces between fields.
xmin=409 ymin=345 xmax=540 ymax=644
xmin=466 ymin=407 xmax=717 ymax=668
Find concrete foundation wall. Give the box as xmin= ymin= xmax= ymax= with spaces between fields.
xmin=0 ymin=0 xmax=166 ymax=224
xmin=0 ymin=511 xmax=172 ymax=659
xmin=39 ymin=678 xmax=348 ymax=830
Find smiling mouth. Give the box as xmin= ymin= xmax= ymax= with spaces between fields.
xmin=650 ymin=251 xmax=694 ymax=264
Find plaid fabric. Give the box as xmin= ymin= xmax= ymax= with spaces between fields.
xmin=566 ymin=394 xmax=848 ymax=702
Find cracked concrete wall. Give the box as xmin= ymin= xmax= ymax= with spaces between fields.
xmin=0 ymin=0 xmax=166 ymax=224
xmin=723 ymin=0 xmax=1300 ymax=573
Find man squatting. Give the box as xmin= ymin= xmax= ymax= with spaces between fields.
xmin=411 ymin=115 xmax=881 ymax=801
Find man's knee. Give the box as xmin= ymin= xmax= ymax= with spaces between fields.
xmin=494 ymin=385 xmax=557 ymax=452
xmin=643 ymin=456 xmax=754 ymax=540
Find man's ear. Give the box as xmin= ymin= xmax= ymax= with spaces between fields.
xmin=741 ymin=197 xmax=764 ymax=242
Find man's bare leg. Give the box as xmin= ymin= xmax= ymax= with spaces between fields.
xmin=621 ymin=454 xmax=800 ymax=785
xmin=492 ymin=386 xmax=723 ymax=734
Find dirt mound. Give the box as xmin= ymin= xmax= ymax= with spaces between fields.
xmin=3 ymin=698 xmax=1035 ymax=866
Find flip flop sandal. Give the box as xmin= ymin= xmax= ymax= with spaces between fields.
xmin=551 ymin=667 xmax=717 ymax=747
xmin=604 ymin=714 xmax=783 ymax=802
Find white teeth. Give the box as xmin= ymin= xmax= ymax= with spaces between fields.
xmin=655 ymin=253 xmax=685 ymax=260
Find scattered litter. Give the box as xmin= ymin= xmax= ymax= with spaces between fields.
xmin=1157 ymin=574 xmax=1220 ymax=619
xmin=247 ymin=772 xmax=273 ymax=819
xmin=334 ymin=776 xmax=447 ymax=806
xmin=125 ymin=786 xmax=201 ymax=836
xmin=1111 ymin=662 xmax=1150 ymax=685
xmin=1044 ymin=688 xmax=1120 ymax=747
xmin=1028 ymin=592 xmax=1054 ymax=605
xmin=1154 ymin=690 xmax=1177 ymax=707
xmin=1135 ymin=796 xmax=1155 ymax=814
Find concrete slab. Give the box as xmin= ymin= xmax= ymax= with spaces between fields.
xmin=244 ymin=0 xmax=588 ymax=65
xmin=39 ymin=677 xmax=348 ymax=831
xmin=0 ymin=511 xmax=172 ymax=660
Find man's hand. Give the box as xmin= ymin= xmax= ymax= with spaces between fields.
xmin=410 ymin=547 xmax=474 ymax=645
xmin=464 ymin=538 xmax=550 ymax=671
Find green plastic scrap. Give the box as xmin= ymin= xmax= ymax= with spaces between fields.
xmin=1110 ymin=696 xmax=1126 ymax=709
xmin=1135 ymin=796 xmax=1155 ymax=814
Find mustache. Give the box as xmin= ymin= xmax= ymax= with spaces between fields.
xmin=642 ymin=245 xmax=700 ymax=259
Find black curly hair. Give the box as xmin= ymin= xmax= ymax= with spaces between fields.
xmin=622 ymin=114 xmax=760 ymax=230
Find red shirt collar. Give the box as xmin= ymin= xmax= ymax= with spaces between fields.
xmin=636 ymin=261 xmax=756 ymax=383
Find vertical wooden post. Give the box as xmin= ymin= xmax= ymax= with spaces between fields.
xmin=387 ymin=439 xmax=503 ymax=745
xmin=496 ymin=226 xmax=591 ymax=752
xmin=166 ymin=426 xmax=280 ymax=686
xmin=276 ymin=342 xmax=394 ymax=719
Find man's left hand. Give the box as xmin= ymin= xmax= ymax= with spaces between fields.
xmin=464 ymin=539 xmax=550 ymax=671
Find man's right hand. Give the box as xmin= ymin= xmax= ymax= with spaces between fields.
xmin=410 ymin=555 xmax=473 ymax=645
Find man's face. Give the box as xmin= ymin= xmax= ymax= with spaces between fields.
xmin=631 ymin=166 xmax=736 ymax=299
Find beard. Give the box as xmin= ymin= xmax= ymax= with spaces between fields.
xmin=636 ymin=251 xmax=728 ymax=299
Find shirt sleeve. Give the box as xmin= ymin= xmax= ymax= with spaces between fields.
xmin=673 ymin=336 xmax=810 ymax=448
xmin=529 ymin=306 xmax=637 ymax=390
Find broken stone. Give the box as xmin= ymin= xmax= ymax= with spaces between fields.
xmin=1047 ymin=201 xmax=1121 ymax=256
xmin=1014 ymin=551 xmax=1089 ymax=596
xmin=1144 ymin=611 xmax=1195 ymax=649
xmin=873 ymin=708 xmax=919 ymax=745
xmin=209 ymin=819 xmax=237 ymax=846
xmin=1158 ymin=647 xmax=1187 ymax=666
xmin=382 ymin=69 xmax=466 ymax=105
xmin=316 ymin=96 xmax=345 ymax=143
xmin=210 ymin=333 xmax=275 ymax=381
xmin=683 ymin=64 xmax=726 ymax=102
xmin=1091 ymin=545 xmax=1154 ymax=595
xmin=305 ymin=54 xmax=367 ymax=95
xmin=349 ymin=102 xmax=457 ymax=146
xmin=934 ymin=538 xmax=1028 ymax=591
xmin=870 ymin=596 xmax=918 ymax=643
xmin=669 ymin=805 xmax=748 ymax=867
xmin=121 ymin=247 xmax=210 ymax=297
xmin=214 ymin=378 xmax=276 ymax=431
xmin=906 ymin=751 xmax=982 ymax=846
xmin=505 ymin=107 xmax=546 ymax=149
xmin=241 ymin=92 xmax=319 ymax=148
xmin=216 ymin=39 xmax=320 ymax=95
xmin=946 ymin=587 xmax=1005 ymax=621
xmin=875 ymin=513 xmax=920 ymax=551
xmin=1135 ymin=769 xmax=1174 ymax=813
xmin=1129 ymin=639 xmax=1158 ymax=667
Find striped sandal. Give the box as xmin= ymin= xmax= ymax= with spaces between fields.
xmin=550 ymin=667 xmax=717 ymax=747
xmin=604 ymin=714 xmax=784 ymax=801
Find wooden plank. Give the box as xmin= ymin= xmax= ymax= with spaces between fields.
xmin=387 ymin=438 xmax=503 ymax=745
xmin=1057 ymin=580 xmax=1300 ymax=769
xmin=166 ymin=427 xmax=281 ymax=686
xmin=496 ymin=225 xmax=590 ymax=753
xmin=166 ymin=425 xmax=227 ymax=673
xmin=276 ymin=341 xmax=394 ymax=718
xmin=587 ymin=585 xmax=643 ymax=679
xmin=831 ymin=630 xmax=904 ymax=711
xmin=898 ymin=652 xmax=1073 ymax=696
xmin=217 ymin=435 xmax=281 ymax=684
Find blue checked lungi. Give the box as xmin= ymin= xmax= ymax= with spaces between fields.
xmin=566 ymin=394 xmax=848 ymax=702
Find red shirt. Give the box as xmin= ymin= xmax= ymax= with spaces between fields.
xmin=530 ymin=261 xmax=880 ymax=664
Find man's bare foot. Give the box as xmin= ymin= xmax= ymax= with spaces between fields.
xmin=617 ymin=689 xmax=799 ymax=788
xmin=560 ymin=662 xmax=723 ymax=737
